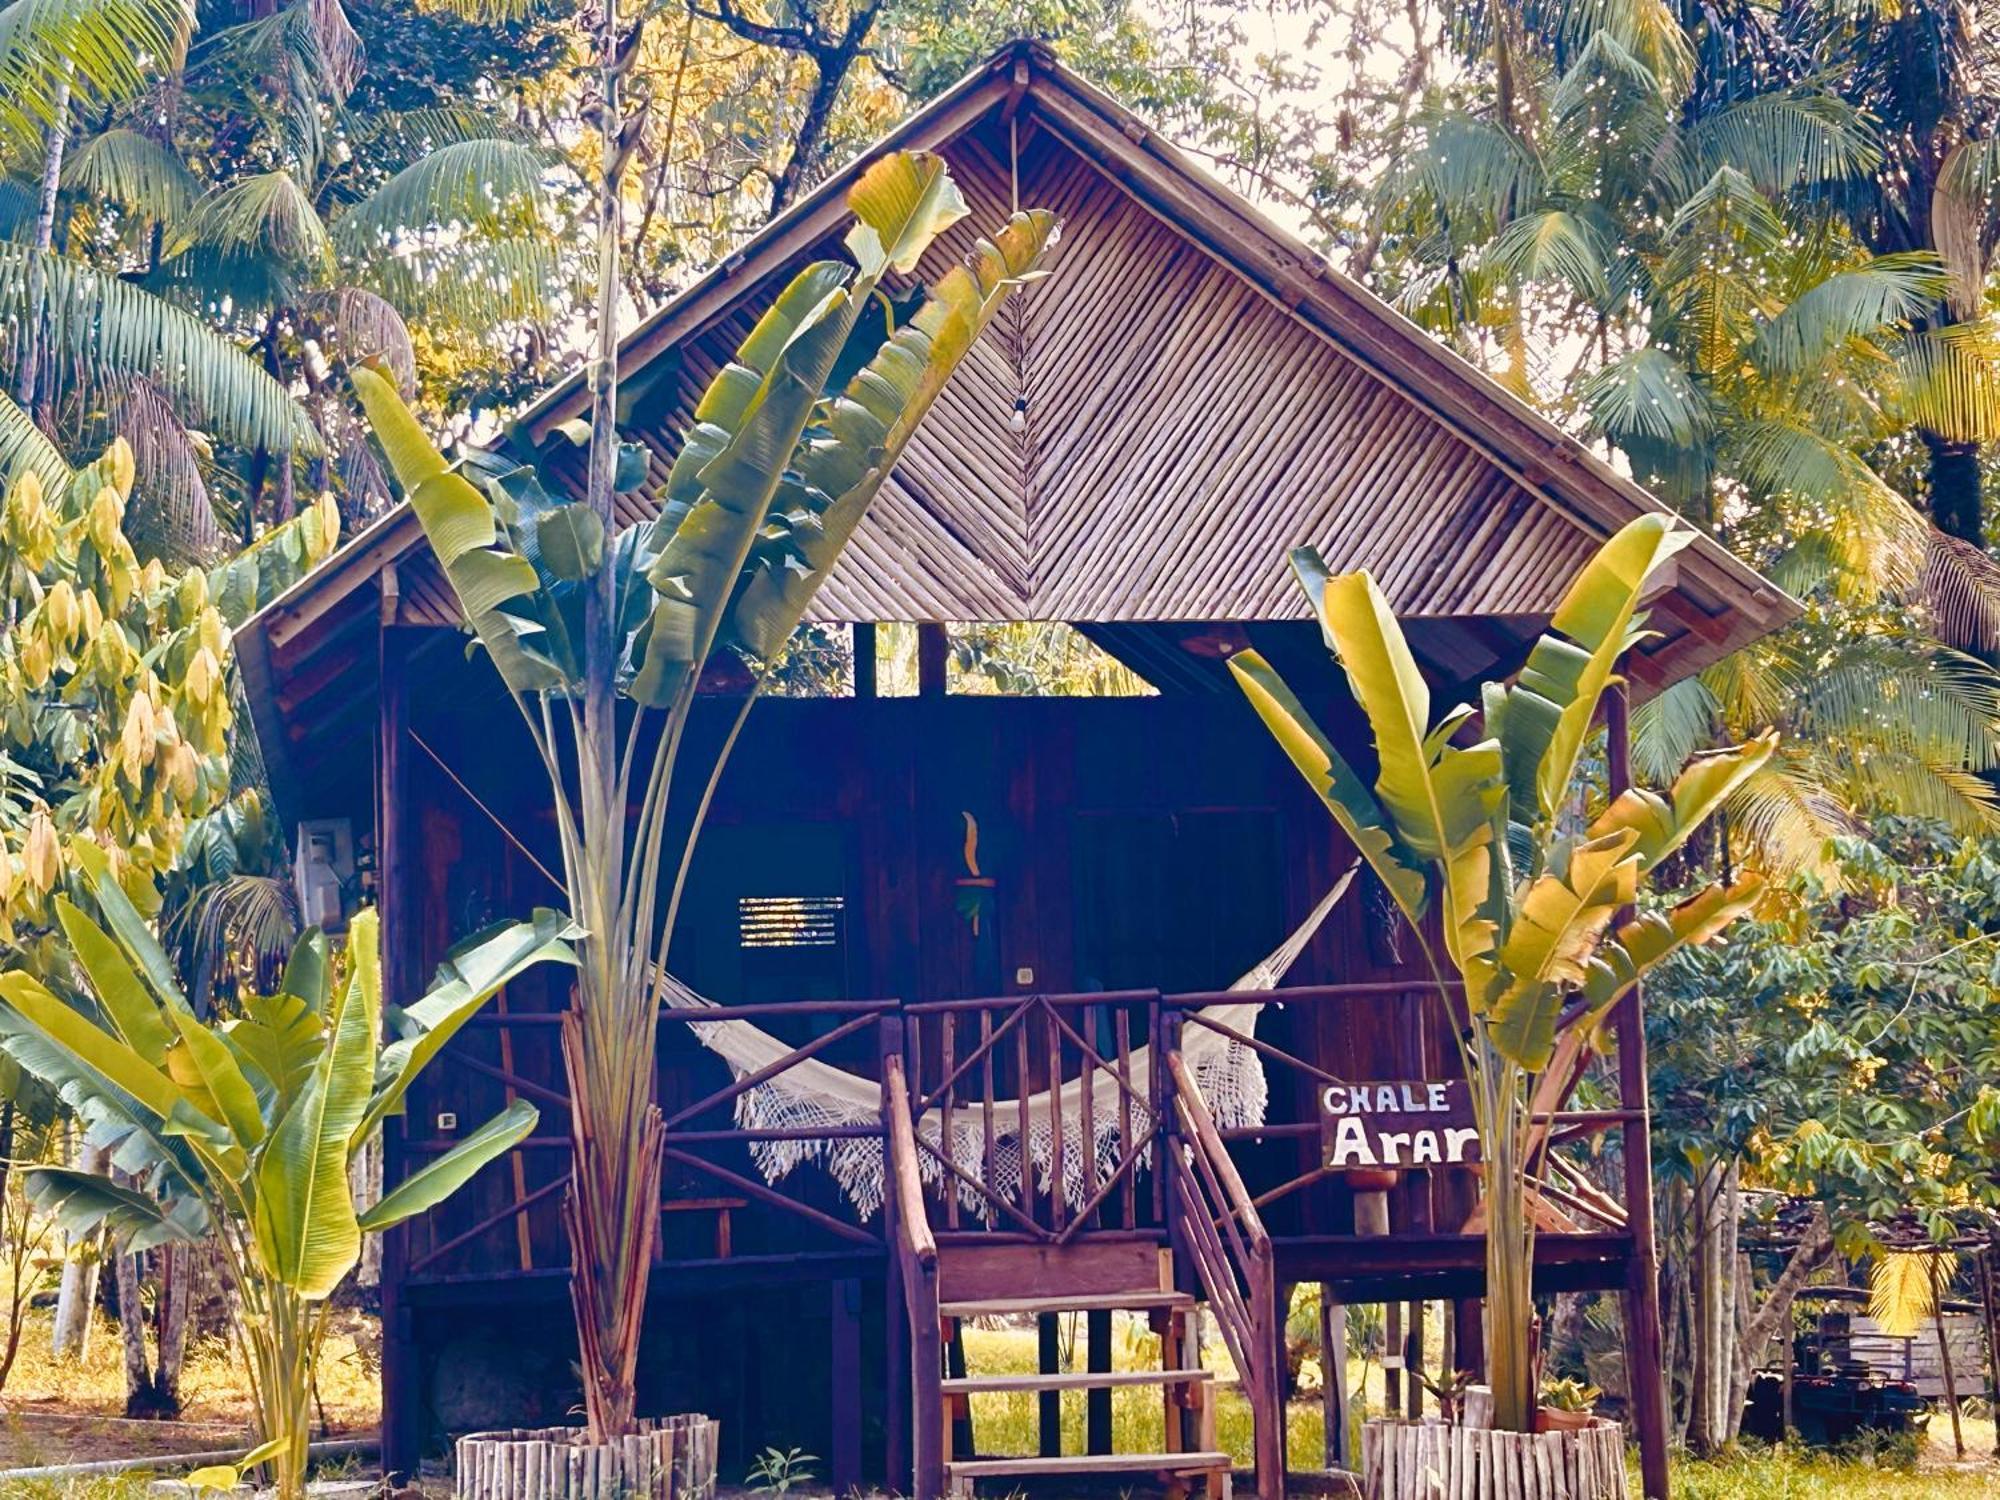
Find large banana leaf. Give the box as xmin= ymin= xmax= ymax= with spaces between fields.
xmin=357 ymin=1097 xmax=537 ymax=1231
xmin=362 ymin=908 xmax=575 ymax=1137
xmin=1579 ymin=874 xmax=1767 ymax=1015
xmin=1499 ymin=514 xmax=1691 ymax=824
xmin=1306 ymin=561 xmax=1507 ymax=980
xmin=55 ymin=895 xmax=174 ymax=1062
xmin=253 ymin=909 xmax=380 ymax=1299
xmin=727 ymin=208 xmax=1060 ymax=663
xmin=22 ymin=1164 xmax=207 ymax=1251
xmin=634 ymin=151 xmax=996 ymax=704
xmin=1589 ymin=731 xmax=1778 ymax=867
xmin=1488 ymin=829 xmax=1642 ymax=1069
xmin=351 ymin=364 xmax=563 ymax=700
xmin=0 ymin=971 xmax=180 ymax=1120
xmin=1227 ymin=647 xmax=1429 ymax=925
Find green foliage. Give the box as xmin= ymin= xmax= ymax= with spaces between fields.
xmin=1649 ymin=819 xmax=2000 ymax=1243
xmin=0 ymin=851 xmax=574 ymax=1500
xmin=1232 ymin=514 xmax=1771 ymax=1431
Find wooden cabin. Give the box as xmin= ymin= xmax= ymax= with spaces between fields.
xmin=238 ymin=42 xmax=1794 ymax=1500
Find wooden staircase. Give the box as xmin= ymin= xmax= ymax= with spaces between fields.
xmin=934 ymin=1249 xmax=1231 ymax=1499
xmin=882 ymin=1040 xmax=1276 ymax=1500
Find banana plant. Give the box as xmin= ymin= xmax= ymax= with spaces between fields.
xmin=1230 ymin=513 xmax=1777 ymax=1433
xmin=0 ymin=845 xmax=575 ymax=1500
xmin=347 ymin=149 xmax=1056 ymax=1441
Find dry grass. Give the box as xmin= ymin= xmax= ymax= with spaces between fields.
xmin=0 ymin=1302 xmax=378 ymax=1470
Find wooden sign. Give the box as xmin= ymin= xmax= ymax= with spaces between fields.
xmin=1321 ymin=1080 xmax=1481 ymax=1169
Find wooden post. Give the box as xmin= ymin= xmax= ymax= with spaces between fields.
xmin=1933 ymin=1257 xmax=1965 ymax=1458
xmin=1779 ymin=1321 xmax=1794 ymax=1436
xmin=1037 ymin=1313 xmax=1062 ymax=1457
xmin=853 ymin=622 xmax=877 ymax=698
xmin=1385 ymin=1301 xmax=1403 ymax=1414
xmin=1086 ymin=1308 xmax=1113 ymax=1455
xmin=1404 ymin=1301 xmax=1424 ymax=1419
xmin=1607 ymin=685 xmax=1672 ymax=1500
xmin=831 ymin=1278 xmax=863 ymax=1492
xmin=881 ymin=1015 xmax=910 ymax=1493
xmin=917 ymin=623 xmax=948 ymax=698
xmin=1980 ymin=1244 xmax=2000 ymax=1458
xmin=1321 ymin=1288 xmax=1351 ymax=1471
xmin=377 ymin=598 xmax=422 ymax=1483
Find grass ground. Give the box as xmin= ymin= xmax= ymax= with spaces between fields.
xmin=0 ymin=1311 xmax=1995 ymax=1496
xmin=0 ymin=1303 xmax=377 ymax=1469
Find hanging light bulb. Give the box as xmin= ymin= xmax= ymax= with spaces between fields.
xmin=1007 ymin=395 xmax=1029 ymax=434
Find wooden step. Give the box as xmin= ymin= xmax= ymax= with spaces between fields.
xmin=943 ymin=1367 xmax=1214 ymax=1394
xmin=941 ymin=1289 xmax=1193 ymax=1319
xmin=945 ymin=1451 xmax=1231 ymax=1479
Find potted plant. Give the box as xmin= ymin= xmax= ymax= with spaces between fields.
xmin=0 ymin=850 xmax=574 ymax=1500
xmin=1232 ymin=515 xmax=1773 ymax=1500
xmin=1537 ymin=1378 xmax=1603 ymax=1434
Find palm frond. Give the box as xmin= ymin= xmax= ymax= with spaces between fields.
xmin=0 ymin=385 xmax=69 ymax=492
xmin=1578 ymin=345 xmax=1714 ymax=445
xmin=1892 ymin=320 xmax=2000 ymax=444
xmin=332 ymin=137 xmax=559 ymax=250
xmin=349 ymin=232 xmax=563 ymax=335
xmin=114 ymin=376 xmax=221 ymax=563
xmin=1933 ymin=137 xmax=2000 ymax=319
xmin=1669 ymin=92 xmax=1880 ymax=199
xmin=1377 ymin=111 xmax=1545 ymax=237
xmin=0 ymin=0 xmax=192 ymax=158
xmin=1727 ymin=418 xmax=1925 ymax=596
xmin=1795 ymin=637 xmax=2000 ymax=772
xmin=1632 ymin=673 xmax=1720 ymax=784
xmin=1538 ymin=0 xmax=1693 ymax=99
xmin=1921 ymin=528 xmax=2000 ymax=654
xmin=0 ymin=245 xmax=319 ymax=455
xmin=1750 ymin=253 xmax=1946 ymax=378
xmin=1724 ymin=759 xmax=1851 ymax=885
xmin=61 ymin=127 xmax=197 ymax=226
xmin=306 ymin=285 xmax=416 ymax=395
xmin=1869 ymin=1250 xmax=1953 ymax=1338
xmin=168 ymin=169 xmax=331 ymax=275
xmin=1485 ymin=208 xmax=1610 ymax=303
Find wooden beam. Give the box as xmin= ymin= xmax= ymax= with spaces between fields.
xmin=1608 ymin=685 xmax=1672 ymax=1500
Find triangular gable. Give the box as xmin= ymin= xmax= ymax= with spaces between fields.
xmin=243 ymin=42 xmax=1793 ymax=695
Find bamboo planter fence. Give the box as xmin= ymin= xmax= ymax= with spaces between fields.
xmin=454 ymin=1415 xmax=720 ymax=1500
xmin=1361 ymin=1415 xmax=1628 ymax=1500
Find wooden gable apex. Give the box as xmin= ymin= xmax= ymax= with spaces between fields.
xmin=243 ymin=41 xmax=1793 ymax=696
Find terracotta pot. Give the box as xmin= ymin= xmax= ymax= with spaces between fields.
xmin=1535 ymin=1405 xmax=1596 ymax=1434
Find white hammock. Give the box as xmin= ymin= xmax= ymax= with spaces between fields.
xmin=663 ymin=865 xmax=1356 ymax=1218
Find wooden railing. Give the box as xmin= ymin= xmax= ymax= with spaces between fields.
xmin=884 ymin=1052 xmax=943 ymax=1500
xmin=902 ymin=989 xmax=1162 ymax=1240
xmin=1165 ymin=1047 xmax=1282 ymax=1497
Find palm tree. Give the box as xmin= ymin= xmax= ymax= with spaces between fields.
xmin=0 ymin=0 xmax=581 ymax=552
xmin=1372 ymin=3 xmax=2000 ymax=875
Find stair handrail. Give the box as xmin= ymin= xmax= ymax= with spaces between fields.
xmin=1166 ymin=1048 xmax=1283 ymax=1499
xmin=885 ymin=1053 xmax=943 ymax=1499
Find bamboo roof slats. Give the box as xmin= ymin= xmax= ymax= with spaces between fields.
xmin=237 ymin=40 xmax=1797 ymax=800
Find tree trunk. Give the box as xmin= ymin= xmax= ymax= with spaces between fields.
xmin=765 ymin=2 xmax=880 ymax=214
xmin=155 ymin=1245 xmax=191 ymax=1411
xmin=1728 ymin=1216 xmax=1832 ymax=1448
xmin=113 ymin=1247 xmax=164 ymax=1416
xmin=17 ymin=72 xmax=70 ymax=418
xmin=566 ymin=0 xmax=657 ymax=1444
xmin=1687 ymin=1159 xmax=1740 ymax=1455
xmin=50 ymin=1139 xmax=107 ymax=1360
xmin=1926 ymin=430 xmax=1984 ymax=544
